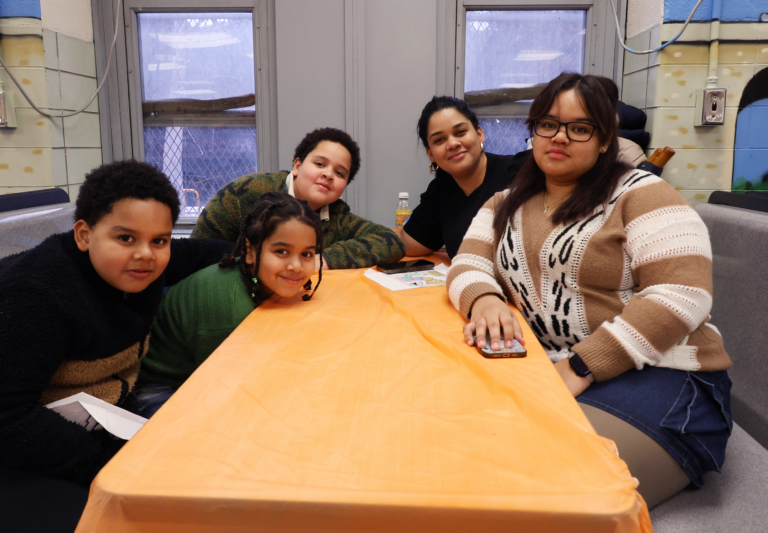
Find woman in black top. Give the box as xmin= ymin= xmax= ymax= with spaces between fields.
xmin=397 ymin=96 xmax=528 ymax=258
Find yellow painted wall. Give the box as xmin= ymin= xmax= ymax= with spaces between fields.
xmin=622 ymin=24 xmax=768 ymax=205
xmin=0 ymin=17 xmax=101 ymax=201
xmin=0 ymin=33 xmax=58 ymax=194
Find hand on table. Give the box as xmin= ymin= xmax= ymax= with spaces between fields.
xmin=464 ymin=294 xmax=525 ymax=351
xmin=553 ymin=358 xmax=591 ymax=398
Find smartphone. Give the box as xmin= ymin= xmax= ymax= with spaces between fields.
xmin=473 ymin=332 xmax=527 ymax=359
xmin=378 ymin=259 xmax=435 ymax=274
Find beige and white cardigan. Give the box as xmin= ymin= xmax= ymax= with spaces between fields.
xmin=447 ymin=170 xmax=732 ymax=382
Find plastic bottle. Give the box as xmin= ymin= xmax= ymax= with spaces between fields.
xmin=395 ymin=192 xmax=411 ymax=229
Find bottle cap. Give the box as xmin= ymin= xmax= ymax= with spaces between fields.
xmin=399 ymin=192 xmax=409 ymax=199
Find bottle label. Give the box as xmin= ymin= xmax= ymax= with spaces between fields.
xmin=395 ymin=211 xmax=411 ymax=229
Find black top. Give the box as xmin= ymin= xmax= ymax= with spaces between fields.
xmin=0 ymin=232 xmax=233 ymax=484
xmin=618 ymin=101 xmax=650 ymax=150
xmin=404 ymin=151 xmax=530 ymax=258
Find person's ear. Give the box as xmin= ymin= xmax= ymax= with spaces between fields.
xmin=600 ymin=133 xmax=613 ymax=153
xmin=425 ymin=146 xmax=433 ymax=161
xmin=244 ymin=238 xmax=256 ymax=266
xmin=73 ymin=220 xmax=92 ymax=252
xmin=291 ymin=157 xmax=302 ymax=177
xmin=477 ymin=125 xmax=485 ymax=145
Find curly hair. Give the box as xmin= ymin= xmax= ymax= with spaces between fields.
xmin=219 ymin=192 xmax=324 ymax=307
xmin=417 ymin=96 xmax=480 ymax=148
xmin=75 ymin=160 xmax=180 ymax=226
xmin=292 ymin=128 xmax=361 ymax=184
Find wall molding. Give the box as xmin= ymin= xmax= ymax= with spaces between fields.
xmin=344 ymin=0 xmax=366 ymax=217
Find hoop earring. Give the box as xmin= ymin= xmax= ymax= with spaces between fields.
xmin=429 ymin=161 xmax=438 ymax=172
xmin=481 ymin=142 xmax=484 ymax=151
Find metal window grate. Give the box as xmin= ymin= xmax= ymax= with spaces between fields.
xmin=480 ymin=118 xmax=529 ymax=156
xmin=144 ymin=126 xmax=257 ymax=217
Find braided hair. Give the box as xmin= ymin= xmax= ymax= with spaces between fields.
xmin=219 ymin=192 xmax=324 ymax=307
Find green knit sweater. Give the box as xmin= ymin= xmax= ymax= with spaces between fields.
xmin=190 ymin=172 xmax=405 ymax=269
xmin=139 ymin=264 xmax=254 ymax=388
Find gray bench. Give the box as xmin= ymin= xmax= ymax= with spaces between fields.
xmin=0 ymin=202 xmax=75 ymax=259
xmin=650 ymin=203 xmax=768 ymax=532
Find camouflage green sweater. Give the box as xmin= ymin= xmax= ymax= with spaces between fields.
xmin=191 ymin=172 xmax=405 ymax=269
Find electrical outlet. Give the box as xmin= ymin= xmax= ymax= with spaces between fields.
xmin=695 ymin=88 xmax=726 ymax=126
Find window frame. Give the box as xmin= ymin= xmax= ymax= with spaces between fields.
xmin=91 ymin=0 xmax=278 ymax=178
xmin=443 ymin=0 xmax=627 ymax=121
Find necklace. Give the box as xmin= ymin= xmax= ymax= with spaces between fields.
xmin=543 ymin=190 xmax=567 ymax=215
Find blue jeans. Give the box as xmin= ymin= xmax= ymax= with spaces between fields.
xmin=578 ymin=366 xmax=732 ymax=486
xmin=123 ymin=383 xmax=176 ymax=419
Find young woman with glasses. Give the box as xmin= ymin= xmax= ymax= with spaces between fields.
xmin=447 ymin=73 xmax=733 ymax=509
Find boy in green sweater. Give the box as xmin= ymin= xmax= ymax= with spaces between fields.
xmin=191 ymin=127 xmax=405 ymax=269
xmin=131 ymin=193 xmax=324 ymax=416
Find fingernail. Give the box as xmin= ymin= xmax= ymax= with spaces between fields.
xmin=492 ymin=342 xmax=499 ymax=350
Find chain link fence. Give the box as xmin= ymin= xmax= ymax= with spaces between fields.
xmin=144 ymin=126 xmax=257 ymax=217
xmin=479 ymin=118 xmax=529 ymax=156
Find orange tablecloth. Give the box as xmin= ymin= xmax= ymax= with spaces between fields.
xmin=77 ymin=266 xmax=652 ymax=533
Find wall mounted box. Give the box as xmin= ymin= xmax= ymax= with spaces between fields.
xmin=695 ymin=88 xmax=727 ymax=126
xmin=0 ymin=91 xmax=18 ymax=129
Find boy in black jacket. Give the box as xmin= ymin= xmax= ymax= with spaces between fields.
xmin=0 ymin=160 xmax=233 ymax=532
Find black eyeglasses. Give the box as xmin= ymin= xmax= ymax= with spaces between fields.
xmin=534 ymin=119 xmax=598 ymax=142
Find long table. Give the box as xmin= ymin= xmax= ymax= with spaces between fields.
xmin=77 ymin=264 xmax=652 ymax=532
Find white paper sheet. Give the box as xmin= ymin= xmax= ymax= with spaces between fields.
xmin=364 ymin=263 xmax=450 ymax=291
xmin=46 ymin=392 xmax=148 ymax=440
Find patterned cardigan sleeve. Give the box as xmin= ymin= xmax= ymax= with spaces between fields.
xmin=572 ymin=181 xmax=728 ymax=381
xmin=447 ymin=192 xmax=508 ymax=318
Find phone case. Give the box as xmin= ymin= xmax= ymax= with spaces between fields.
xmin=473 ymin=334 xmax=527 ymax=359
xmin=378 ymin=260 xmax=435 ymax=275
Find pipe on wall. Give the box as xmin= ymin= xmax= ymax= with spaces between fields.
xmin=706 ymin=0 xmax=722 ymax=88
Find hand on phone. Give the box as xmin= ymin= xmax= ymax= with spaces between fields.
xmin=463 ymin=294 xmax=525 ymax=351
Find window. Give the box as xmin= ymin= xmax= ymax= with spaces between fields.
xmin=92 ymin=0 xmax=276 ymax=220
xmin=452 ymin=0 xmax=623 ymax=155
xmin=138 ymin=13 xmax=257 ymax=217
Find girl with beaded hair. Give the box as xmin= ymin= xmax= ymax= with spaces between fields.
xmin=128 ymin=192 xmax=323 ymax=417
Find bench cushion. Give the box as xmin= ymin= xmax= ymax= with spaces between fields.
xmin=650 ymin=423 xmax=768 ymax=532
xmin=695 ymin=203 xmax=768 ymax=448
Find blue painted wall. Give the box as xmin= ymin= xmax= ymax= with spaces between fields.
xmin=733 ymin=103 xmax=768 ymax=190
xmin=733 ymin=68 xmax=768 ymax=191
xmin=664 ymin=0 xmax=768 ymax=23
xmin=0 ymin=0 xmax=41 ymax=19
